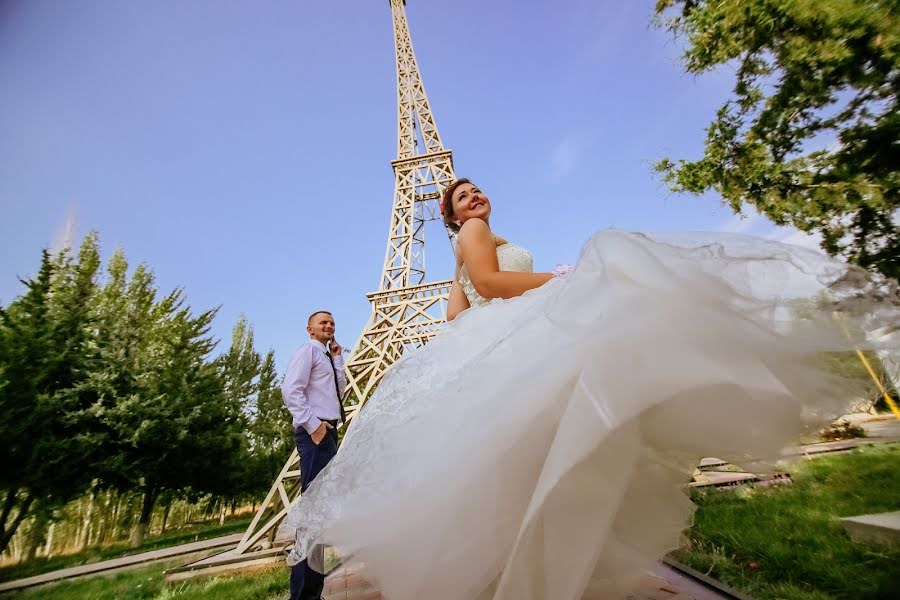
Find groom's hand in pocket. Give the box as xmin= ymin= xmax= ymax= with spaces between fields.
xmin=311 ymin=421 xmax=334 ymax=445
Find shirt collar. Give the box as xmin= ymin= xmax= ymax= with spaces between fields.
xmin=309 ymin=339 xmax=327 ymax=354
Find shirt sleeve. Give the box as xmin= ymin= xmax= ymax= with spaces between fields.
xmin=282 ymin=345 xmax=321 ymax=434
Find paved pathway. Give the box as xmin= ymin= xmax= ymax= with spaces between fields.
xmin=0 ymin=533 xmax=243 ymax=593
xmin=321 ymin=560 xmax=738 ymax=600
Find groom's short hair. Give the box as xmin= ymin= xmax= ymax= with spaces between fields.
xmin=308 ymin=310 xmax=333 ymax=326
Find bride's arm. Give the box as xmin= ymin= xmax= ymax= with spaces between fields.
xmin=447 ymin=245 xmax=470 ymax=321
xmin=457 ymin=219 xmax=552 ymax=300
xmin=447 ymin=281 xmax=470 ymax=321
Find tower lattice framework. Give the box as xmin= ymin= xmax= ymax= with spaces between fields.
xmin=234 ymin=0 xmax=455 ymax=555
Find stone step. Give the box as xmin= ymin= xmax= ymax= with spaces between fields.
xmin=839 ymin=511 xmax=900 ymax=545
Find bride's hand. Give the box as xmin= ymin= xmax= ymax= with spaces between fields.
xmin=552 ymin=264 xmax=575 ymax=278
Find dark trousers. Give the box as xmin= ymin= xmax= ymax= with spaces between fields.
xmin=290 ymin=423 xmax=339 ymax=600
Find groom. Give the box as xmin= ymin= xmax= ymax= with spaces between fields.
xmin=282 ymin=310 xmax=347 ymax=600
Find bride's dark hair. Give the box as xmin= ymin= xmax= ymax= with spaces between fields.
xmin=441 ymin=178 xmax=472 ymax=233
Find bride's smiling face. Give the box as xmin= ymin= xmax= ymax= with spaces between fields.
xmin=450 ymin=182 xmax=491 ymax=225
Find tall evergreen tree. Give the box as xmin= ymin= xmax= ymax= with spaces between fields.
xmin=2 ymin=234 xmax=283 ymax=552
xmin=80 ymin=249 xmax=247 ymax=547
xmin=81 ymin=249 xmax=158 ymax=538
xmin=0 ymin=253 xmax=56 ymax=553
xmin=0 ymin=234 xmax=103 ymax=554
xmin=99 ymin=287 xmax=238 ymax=547
xmin=248 ymin=350 xmax=293 ymax=490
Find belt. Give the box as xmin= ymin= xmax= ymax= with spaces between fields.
xmin=295 ymin=419 xmax=340 ymax=433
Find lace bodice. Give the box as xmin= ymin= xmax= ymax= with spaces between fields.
xmin=459 ymin=243 xmax=534 ymax=307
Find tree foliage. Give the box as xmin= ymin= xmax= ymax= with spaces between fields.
xmin=0 ymin=234 xmax=294 ymax=554
xmin=0 ymin=236 xmax=104 ymax=553
xmin=654 ymin=0 xmax=899 ymax=278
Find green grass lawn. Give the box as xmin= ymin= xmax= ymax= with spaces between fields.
xmin=0 ymin=516 xmax=253 ymax=583
xmin=8 ymin=560 xmax=288 ymax=600
xmin=673 ymin=444 xmax=900 ymax=600
xmin=8 ymin=445 xmax=900 ymax=599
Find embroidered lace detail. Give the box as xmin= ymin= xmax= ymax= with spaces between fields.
xmin=459 ymin=243 xmax=534 ymax=307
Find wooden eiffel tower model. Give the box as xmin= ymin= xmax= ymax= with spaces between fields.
xmin=232 ymin=0 xmax=456 ymax=558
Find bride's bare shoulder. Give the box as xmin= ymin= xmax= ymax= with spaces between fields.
xmin=458 ymin=218 xmax=490 ymax=236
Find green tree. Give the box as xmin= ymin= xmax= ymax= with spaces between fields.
xmin=0 ymin=234 xmax=103 ymax=554
xmin=247 ymin=350 xmax=293 ymax=493
xmin=219 ymin=316 xmax=261 ymax=412
xmin=253 ymin=350 xmax=292 ymax=460
xmin=0 ymin=253 xmax=56 ymax=553
xmin=78 ymin=247 xmax=246 ymax=548
xmin=2 ymin=235 xmax=274 ymax=553
xmin=100 ymin=286 xmax=244 ymax=547
xmin=211 ymin=316 xmax=261 ymax=514
xmin=80 ymin=249 xmax=159 ymax=545
xmin=215 ymin=319 xmax=294 ymax=505
xmin=653 ymin=0 xmax=899 ymax=278
xmin=215 ymin=319 xmax=293 ymax=502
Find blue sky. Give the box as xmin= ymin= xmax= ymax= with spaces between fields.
xmin=0 ymin=0 xmax=816 ymax=369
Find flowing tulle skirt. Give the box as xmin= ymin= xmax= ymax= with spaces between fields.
xmin=283 ymin=230 xmax=892 ymax=600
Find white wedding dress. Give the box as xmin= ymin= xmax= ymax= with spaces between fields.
xmin=284 ymin=230 xmax=889 ymax=600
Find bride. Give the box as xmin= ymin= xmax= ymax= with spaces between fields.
xmin=284 ymin=179 xmax=888 ymax=599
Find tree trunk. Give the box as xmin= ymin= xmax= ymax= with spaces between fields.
xmin=107 ymin=492 xmax=122 ymax=543
xmin=43 ymin=522 xmax=56 ymax=557
xmin=25 ymin=504 xmax=50 ymax=562
xmin=8 ymin=530 xmax=23 ymax=562
xmin=78 ymin=487 xmax=97 ymax=550
xmin=218 ymin=501 xmax=226 ymax=526
xmin=0 ymin=493 xmax=34 ymax=556
xmin=130 ymin=485 xmax=157 ymax=548
xmin=160 ymin=499 xmax=172 ymax=534
xmin=0 ymin=487 xmax=17 ymax=534
xmin=96 ymin=491 xmax=109 ymax=543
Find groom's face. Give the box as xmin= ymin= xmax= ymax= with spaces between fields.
xmin=307 ymin=312 xmax=336 ymax=344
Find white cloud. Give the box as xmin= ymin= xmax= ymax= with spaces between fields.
xmin=715 ymin=209 xmax=764 ymax=234
xmin=549 ymin=137 xmax=581 ymax=180
xmin=50 ymin=203 xmax=77 ymax=256
xmin=715 ymin=209 xmax=823 ymax=252
xmin=770 ymin=227 xmax=822 ymax=251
